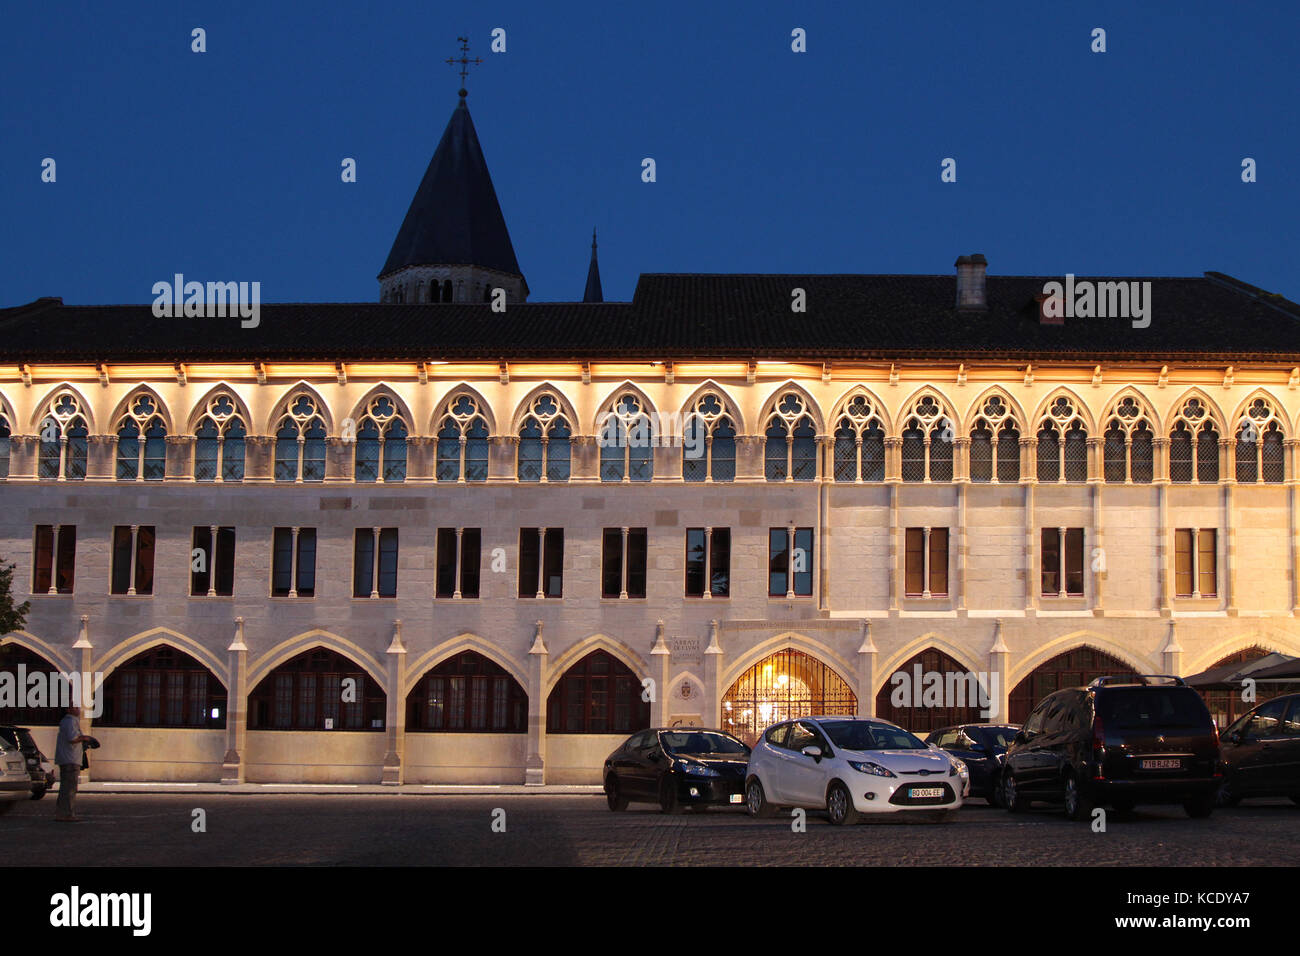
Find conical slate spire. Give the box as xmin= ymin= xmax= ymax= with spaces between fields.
xmin=379 ymin=95 xmax=524 ymax=282
xmin=583 ymin=228 xmax=603 ymax=303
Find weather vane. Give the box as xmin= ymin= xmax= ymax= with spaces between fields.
xmin=446 ymin=37 xmax=483 ymax=97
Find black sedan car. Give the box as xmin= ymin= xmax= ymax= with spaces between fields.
xmin=925 ymin=723 xmax=1020 ymax=805
xmin=604 ymin=728 xmax=750 ymax=813
xmin=1218 ymin=692 xmax=1300 ymax=806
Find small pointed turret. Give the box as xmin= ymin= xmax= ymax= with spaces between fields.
xmin=583 ymin=228 xmax=603 ymax=303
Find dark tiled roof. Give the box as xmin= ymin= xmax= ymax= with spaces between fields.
xmin=1 ymin=272 xmax=1297 ymax=364
xmin=378 ymin=96 xmax=524 ymax=281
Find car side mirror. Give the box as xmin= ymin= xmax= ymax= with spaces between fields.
xmin=801 ymin=745 xmax=822 ymax=761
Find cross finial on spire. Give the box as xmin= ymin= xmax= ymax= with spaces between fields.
xmin=446 ymin=36 xmax=483 ymax=99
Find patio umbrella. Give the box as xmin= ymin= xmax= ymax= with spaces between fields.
xmin=1182 ymin=652 xmax=1296 ymax=690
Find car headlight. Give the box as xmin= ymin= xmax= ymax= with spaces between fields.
xmin=848 ymin=760 xmax=896 ymax=778
xmin=950 ymin=758 xmax=969 ymax=779
xmin=680 ymin=762 xmax=720 ymax=777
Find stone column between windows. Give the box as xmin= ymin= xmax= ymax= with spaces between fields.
xmin=785 ymin=521 xmax=796 ymax=600
xmin=620 ymin=526 xmax=630 ymax=599
xmin=525 ymin=622 xmax=547 ymax=786
xmin=701 ymin=527 xmax=713 ymax=600
xmin=1156 ymin=437 xmax=1171 ymax=614
xmin=1223 ymin=483 xmax=1238 ymax=615
xmin=887 ymin=478 xmax=900 ymax=614
xmin=47 ymin=524 xmax=60 ymax=594
xmin=535 ymin=528 xmax=546 ymax=600
xmin=207 ymin=525 xmax=220 ymax=597
xmin=382 ymin=620 xmax=405 ymax=786
xmin=1090 ymin=481 xmax=1105 ymax=615
xmin=127 ymin=525 xmax=139 ymax=595
xmin=370 ymin=527 xmax=380 ymax=599
xmin=288 ymin=527 xmax=300 ymax=598
xmin=1023 ymin=483 xmax=1037 ymax=613
xmin=1191 ymin=529 xmax=1202 ymax=600
xmin=818 ymin=435 xmax=831 ymax=609
xmin=453 ymin=527 xmax=464 ymax=599
xmin=955 ymin=481 xmax=967 ymax=613
xmin=856 ymin=621 xmax=876 ymax=719
xmin=74 ymin=616 xmax=94 ymax=783
xmin=921 ymin=526 xmax=932 ymax=599
xmin=1288 ymin=439 xmax=1300 ymax=612
xmin=1056 ymin=527 xmax=1067 ymax=598
xmin=221 ymin=618 xmax=248 ymax=785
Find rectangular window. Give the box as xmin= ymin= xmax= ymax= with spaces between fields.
xmin=602 ymin=528 xmax=647 ymax=599
xmin=768 ymin=527 xmax=813 ymax=597
xmin=686 ymin=528 xmax=706 ymax=597
xmin=1041 ymin=528 xmax=1084 ymax=596
xmin=352 ymin=528 xmax=397 ymax=598
xmin=272 ymin=528 xmax=316 ymax=597
xmin=33 ymin=525 xmax=76 ymax=594
xmin=1175 ymin=528 xmax=1217 ymax=597
xmin=190 ymin=526 xmax=235 ymax=596
xmin=110 ymin=526 xmax=155 ymax=595
xmin=905 ymin=527 xmax=948 ymax=596
xmin=519 ymin=528 xmax=563 ymax=598
xmin=436 ymin=528 xmax=481 ymax=599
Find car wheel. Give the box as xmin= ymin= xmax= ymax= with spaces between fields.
xmin=659 ymin=776 xmax=685 ymax=814
xmin=1063 ymin=772 xmax=1093 ymax=822
xmin=746 ymin=777 xmax=776 ymax=818
xmin=1216 ymin=780 xmax=1242 ymax=808
xmin=604 ymin=775 xmax=628 ymax=812
xmin=1003 ymin=770 xmax=1028 ymax=813
xmin=30 ymin=786 xmax=46 ymax=801
xmin=1184 ymin=792 xmax=1215 ymax=819
xmin=826 ymin=781 xmax=860 ymax=826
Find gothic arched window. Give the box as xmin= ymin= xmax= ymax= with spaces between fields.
xmin=599 ymin=393 xmax=654 ymax=482
xmin=1036 ymin=396 xmax=1089 ymax=482
xmin=275 ymin=394 xmax=327 ymax=482
xmin=1236 ymin=398 xmax=1286 ymax=483
xmin=354 ymin=395 xmax=408 ymax=482
xmin=682 ymin=392 xmax=736 ymax=482
xmin=969 ymin=394 xmax=1021 ymax=483
xmin=900 ymin=394 xmax=953 ymax=482
xmin=436 ymin=394 xmax=490 ymax=482
xmin=116 ymin=393 xmax=168 ymax=481
xmin=195 ymin=393 xmax=246 ymax=482
xmin=833 ymin=394 xmax=885 ymax=482
xmin=38 ymin=391 xmax=89 ymax=481
xmin=1169 ymin=397 xmax=1219 ymax=483
xmin=765 ymin=392 xmax=817 ymax=481
xmin=516 ymin=393 xmax=571 ymax=483
xmin=1103 ymin=396 xmax=1154 ymax=484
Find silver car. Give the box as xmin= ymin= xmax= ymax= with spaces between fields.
xmin=0 ymin=732 xmax=32 ymax=814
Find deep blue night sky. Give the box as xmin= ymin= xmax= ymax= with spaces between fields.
xmin=2 ymin=1 xmax=1295 ymax=306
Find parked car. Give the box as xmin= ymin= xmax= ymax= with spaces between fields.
xmin=0 ymin=729 xmax=34 ymax=814
xmin=1000 ymin=676 xmax=1221 ymax=820
xmin=1217 ymin=692 xmax=1300 ymax=807
xmin=925 ymin=723 xmax=1020 ymax=805
xmin=0 ymin=726 xmax=56 ymax=800
xmin=745 ymin=716 xmax=966 ymax=825
xmin=604 ymin=728 xmax=750 ymax=813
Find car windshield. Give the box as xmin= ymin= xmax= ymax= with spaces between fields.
xmin=659 ymin=732 xmax=748 ymax=756
xmin=975 ymin=727 xmax=1019 ymax=748
xmin=0 ymin=729 xmax=18 ymax=750
xmin=820 ymin=720 xmax=927 ymax=751
xmin=1098 ymin=689 xmax=1210 ymax=729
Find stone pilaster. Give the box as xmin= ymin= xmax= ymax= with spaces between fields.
xmin=525 ymin=621 xmax=547 ymax=785
xmin=856 ymin=621 xmax=877 ymax=718
xmin=221 ymin=617 xmax=248 ymax=785
xmin=382 ymin=619 xmax=406 ymax=785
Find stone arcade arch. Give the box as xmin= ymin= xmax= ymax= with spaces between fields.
xmin=720 ymin=648 xmax=857 ymax=746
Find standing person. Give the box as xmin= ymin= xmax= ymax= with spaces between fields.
xmin=54 ymin=705 xmax=92 ymax=822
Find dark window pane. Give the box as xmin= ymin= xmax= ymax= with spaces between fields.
xmin=377 ymin=528 xmax=398 ymax=597
xmin=710 ymin=528 xmax=731 ymax=597
xmin=601 ymin=529 xmax=622 ymax=598
xmin=685 ymin=528 xmax=706 ymax=597
xmin=768 ymin=528 xmax=788 ymax=596
xmin=354 ymin=529 xmax=374 ymax=597
xmin=111 ymin=526 xmax=133 ymax=594
xmin=436 ymin=528 xmax=457 ymax=598
xmin=519 ymin=529 xmax=540 ymax=597
xmin=543 ymin=529 xmax=564 ymax=598
xmin=460 ymin=529 xmax=481 ymax=598
xmin=272 ymin=527 xmax=294 ymax=596
xmin=627 ymin=528 xmax=647 ymax=599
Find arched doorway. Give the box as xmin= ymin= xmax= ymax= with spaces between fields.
xmin=721 ymin=649 xmax=856 ymax=746
xmin=875 ymin=648 xmax=987 ymax=735
xmin=1197 ymin=646 xmax=1300 ymax=729
xmin=99 ymin=645 xmax=226 ymax=728
xmin=0 ymin=644 xmax=67 ymax=725
xmin=248 ymin=648 xmax=385 ymax=731
xmin=1009 ymin=647 xmax=1139 ymax=724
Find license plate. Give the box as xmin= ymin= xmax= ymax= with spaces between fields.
xmin=1141 ymin=758 xmax=1181 ymax=770
xmin=729 ymin=794 xmax=744 ymax=804
xmin=910 ymin=787 xmax=944 ymax=798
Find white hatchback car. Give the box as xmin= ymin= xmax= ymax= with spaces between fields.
xmin=745 ymin=716 xmax=967 ymax=824
xmin=0 ymin=733 xmax=32 ymax=814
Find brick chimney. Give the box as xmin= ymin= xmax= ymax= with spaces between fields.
xmin=955 ymin=254 xmax=987 ymax=310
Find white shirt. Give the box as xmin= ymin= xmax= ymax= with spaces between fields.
xmin=55 ymin=714 xmax=82 ymax=766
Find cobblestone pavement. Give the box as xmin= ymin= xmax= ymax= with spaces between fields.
xmin=3 ymin=795 xmax=1298 ymax=866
